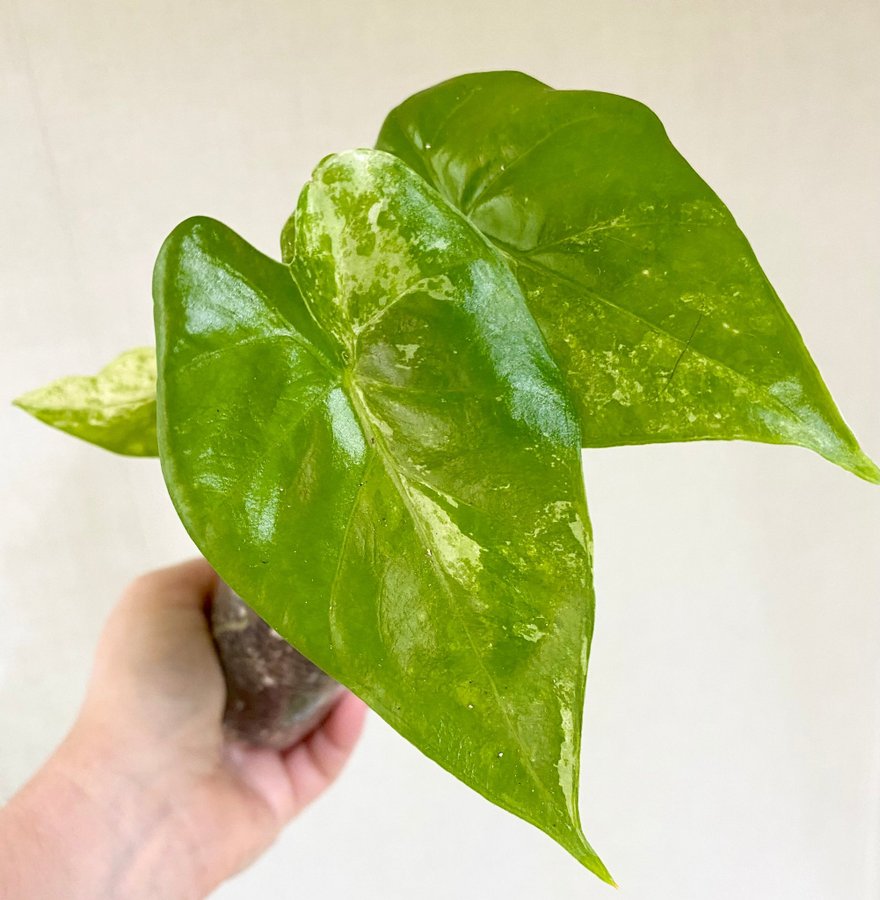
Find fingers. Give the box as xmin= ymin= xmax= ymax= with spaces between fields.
xmin=283 ymin=692 xmax=367 ymax=812
xmin=306 ymin=692 xmax=368 ymax=779
xmin=100 ymin=556 xmax=220 ymax=676
xmin=84 ymin=558 xmax=226 ymax=733
xmin=120 ymin=557 xmax=218 ymax=614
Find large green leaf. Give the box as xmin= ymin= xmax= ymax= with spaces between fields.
xmin=13 ymin=347 xmax=158 ymax=456
xmin=376 ymin=71 xmax=879 ymax=483
xmin=154 ymin=150 xmax=611 ymax=881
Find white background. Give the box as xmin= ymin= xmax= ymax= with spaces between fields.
xmin=1 ymin=1 xmax=878 ymax=897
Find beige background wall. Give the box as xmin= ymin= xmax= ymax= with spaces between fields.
xmin=1 ymin=1 xmax=878 ymax=897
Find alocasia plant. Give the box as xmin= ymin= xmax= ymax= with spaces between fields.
xmin=14 ymin=71 xmax=877 ymax=886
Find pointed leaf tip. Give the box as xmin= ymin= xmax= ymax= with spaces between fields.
xmin=850 ymin=452 xmax=880 ymax=485
xmin=14 ymin=347 xmax=159 ymax=457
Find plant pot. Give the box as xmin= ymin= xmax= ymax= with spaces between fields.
xmin=210 ymin=580 xmax=344 ymax=749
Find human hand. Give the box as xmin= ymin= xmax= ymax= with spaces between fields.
xmin=0 ymin=559 xmax=366 ymax=899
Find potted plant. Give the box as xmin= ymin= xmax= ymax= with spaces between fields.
xmin=14 ymin=71 xmax=877 ymax=885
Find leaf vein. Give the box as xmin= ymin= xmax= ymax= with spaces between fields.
xmin=328 ymin=452 xmax=378 ymax=647
xmin=463 ymin=114 xmax=602 ymax=215
xmin=504 ymin=250 xmax=807 ymax=425
xmin=347 ymin=384 xmax=560 ymax=810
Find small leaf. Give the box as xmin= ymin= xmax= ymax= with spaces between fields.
xmin=376 ymin=71 xmax=878 ymax=483
xmin=154 ymin=151 xmax=612 ymax=881
xmin=14 ymin=347 xmax=158 ymax=456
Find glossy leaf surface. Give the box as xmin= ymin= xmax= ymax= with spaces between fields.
xmin=154 ymin=150 xmax=611 ymax=881
xmin=13 ymin=347 xmax=158 ymax=456
xmin=377 ymin=71 xmax=878 ymax=482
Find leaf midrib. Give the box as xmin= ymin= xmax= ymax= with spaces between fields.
xmin=343 ymin=378 xmax=564 ymax=818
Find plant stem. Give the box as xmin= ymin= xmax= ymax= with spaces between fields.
xmin=210 ymin=580 xmax=344 ymax=749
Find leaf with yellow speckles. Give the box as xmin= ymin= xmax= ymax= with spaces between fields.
xmin=13 ymin=346 xmax=158 ymax=456
xmin=154 ymin=149 xmax=611 ymax=882
xmin=377 ymin=71 xmax=878 ymax=483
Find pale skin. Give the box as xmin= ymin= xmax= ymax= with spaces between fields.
xmin=0 ymin=559 xmax=367 ymax=899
